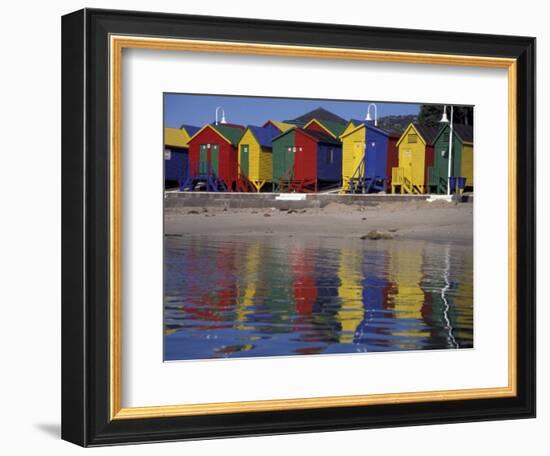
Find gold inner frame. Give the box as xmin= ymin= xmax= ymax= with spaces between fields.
xmin=109 ymin=35 xmax=517 ymax=420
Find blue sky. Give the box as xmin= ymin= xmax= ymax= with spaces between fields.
xmin=164 ymin=93 xmax=422 ymax=129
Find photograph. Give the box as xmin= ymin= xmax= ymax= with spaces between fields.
xmin=163 ymin=94 xmax=474 ymax=361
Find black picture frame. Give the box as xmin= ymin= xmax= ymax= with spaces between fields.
xmin=62 ymin=8 xmax=536 ymax=447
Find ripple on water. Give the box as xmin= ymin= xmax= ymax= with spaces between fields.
xmin=164 ymin=236 xmax=473 ymax=361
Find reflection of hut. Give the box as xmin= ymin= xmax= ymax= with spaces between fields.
xmin=337 ymin=247 xmax=364 ymax=344
xmin=164 ymin=125 xmax=199 ymax=188
xmin=292 ymin=247 xmax=317 ymax=316
xmin=339 ymin=120 xmax=399 ymax=193
xmin=356 ymin=249 xmax=391 ymax=347
xmin=184 ymin=124 xmax=244 ymax=191
xmin=430 ymin=124 xmax=474 ymax=194
xmin=235 ymin=241 xmax=261 ymax=331
xmin=237 ymin=124 xmax=280 ymax=192
xmin=424 ymin=244 xmax=473 ymax=348
xmin=272 ymin=127 xmax=342 ymax=193
xmin=392 ymin=123 xmax=439 ymax=194
xmin=386 ymin=243 xmax=430 ymax=348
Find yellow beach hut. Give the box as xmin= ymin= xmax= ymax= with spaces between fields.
xmin=237 ymin=124 xmax=281 ymax=192
xmin=392 ymin=123 xmax=440 ymax=194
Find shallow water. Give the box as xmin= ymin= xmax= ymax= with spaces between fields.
xmin=164 ymin=235 xmax=473 ymax=361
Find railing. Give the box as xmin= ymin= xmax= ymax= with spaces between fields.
xmin=392 ymin=167 xmax=404 ymax=185
xmin=346 ymin=156 xmax=366 ymax=193
xmin=277 ymin=164 xmax=295 ymax=193
xmin=236 ymin=164 xmax=255 ymax=192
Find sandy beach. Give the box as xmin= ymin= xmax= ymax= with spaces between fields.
xmin=165 ymin=199 xmax=473 ymax=244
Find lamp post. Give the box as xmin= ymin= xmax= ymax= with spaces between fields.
xmin=365 ymin=103 xmax=378 ymax=126
xmin=440 ymin=105 xmax=454 ymax=196
xmin=215 ymin=107 xmax=227 ymax=125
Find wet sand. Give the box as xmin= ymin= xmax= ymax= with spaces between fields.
xmin=165 ymin=200 xmax=473 ymax=244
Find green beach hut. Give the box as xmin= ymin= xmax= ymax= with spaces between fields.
xmin=271 ymin=128 xmax=296 ymax=192
xmin=429 ymin=124 xmax=473 ymax=194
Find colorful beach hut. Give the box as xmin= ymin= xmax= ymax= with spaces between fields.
xmin=430 ymin=124 xmax=474 ymax=194
xmin=184 ymin=124 xmax=244 ymax=191
xmin=163 ymin=125 xmax=199 ymax=188
xmin=392 ymin=123 xmax=440 ymax=194
xmin=339 ymin=120 xmax=399 ymax=193
xmin=272 ymin=127 xmax=342 ymax=193
xmin=236 ymin=124 xmax=280 ymax=192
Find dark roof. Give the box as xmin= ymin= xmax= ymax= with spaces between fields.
xmin=284 ymin=107 xmax=347 ymax=127
xmin=246 ymin=125 xmax=280 ymax=148
xmin=179 ymin=124 xmax=200 ymax=136
xmin=301 ymin=129 xmax=341 ymax=145
xmin=452 ymin=124 xmax=473 ymax=143
xmin=413 ymin=123 xmax=441 ymax=145
xmin=211 ymin=124 xmax=245 ymax=146
xmin=433 ymin=123 xmax=473 ymax=144
xmin=347 ymin=120 xmax=398 ymax=138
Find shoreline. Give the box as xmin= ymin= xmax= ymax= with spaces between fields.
xmin=165 ymin=200 xmax=473 ymax=244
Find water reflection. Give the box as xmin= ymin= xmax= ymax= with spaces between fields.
xmin=164 ymin=236 xmax=473 ymax=361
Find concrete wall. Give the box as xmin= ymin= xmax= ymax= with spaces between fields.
xmin=165 ymin=191 xmax=472 ymax=210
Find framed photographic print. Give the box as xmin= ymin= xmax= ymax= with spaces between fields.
xmin=61 ymin=8 xmax=536 ymax=447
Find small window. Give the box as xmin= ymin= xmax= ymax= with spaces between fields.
xmin=164 ymin=149 xmax=172 ymax=160
xmin=407 ymin=134 xmax=418 ymax=144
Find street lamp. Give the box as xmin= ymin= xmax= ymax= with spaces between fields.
xmin=440 ymin=105 xmax=454 ymax=196
xmin=365 ymin=103 xmax=378 ymax=126
xmin=215 ymin=107 xmax=227 ymax=125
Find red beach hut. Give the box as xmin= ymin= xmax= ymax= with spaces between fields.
xmin=184 ymin=124 xmax=244 ymax=191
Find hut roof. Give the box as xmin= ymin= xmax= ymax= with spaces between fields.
xmin=433 ymin=123 xmax=473 ymax=145
xmin=301 ymin=128 xmax=341 ymax=145
xmin=305 ymin=118 xmax=347 ymax=138
xmin=263 ymin=120 xmax=295 ymax=132
xmin=452 ymin=124 xmax=473 ymax=143
xmin=284 ymin=107 xmax=347 ymax=127
xmin=413 ymin=123 xmax=441 ymax=145
xmin=179 ymin=124 xmax=200 ymax=137
xmin=164 ymin=127 xmax=189 ymax=148
xmin=211 ymin=124 xmax=245 ymax=146
xmin=245 ymin=125 xmax=281 ymax=148
xmin=342 ymin=120 xmax=399 ymax=139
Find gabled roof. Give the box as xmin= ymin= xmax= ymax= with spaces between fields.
xmin=304 ymin=118 xmax=347 ymax=139
xmin=397 ymin=123 xmax=440 ymax=146
xmin=262 ymin=120 xmax=295 ymax=132
xmin=241 ymin=125 xmax=280 ymax=148
xmin=272 ymin=127 xmax=339 ymax=145
xmin=164 ymin=127 xmax=189 ymax=148
xmin=211 ymin=124 xmax=245 ymax=146
xmin=413 ymin=124 xmax=440 ymax=145
xmin=340 ymin=120 xmax=398 ymax=140
xmin=298 ymin=128 xmax=341 ymax=145
xmin=284 ymin=107 xmax=347 ymax=127
xmin=452 ymin=124 xmax=473 ymax=144
xmin=433 ymin=123 xmax=473 ymax=145
xmin=179 ymin=124 xmax=200 ymax=137
xmin=188 ymin=124 xmax=244 ymax=146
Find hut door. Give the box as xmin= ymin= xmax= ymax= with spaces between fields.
xmin=211 ymin=144 xmax=220 ymax=176
xmin=366 ymin=140 xmax=377 ymax=177
xmin=403 ymin=149 xmax=413 ymax=179
xmin=353 ymin=142 xmax=364 ymax=173
xmin=199 ymin=145 xmax=208 ymax=175
xmin=240 ymin=145 xmax=249 ymax=176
